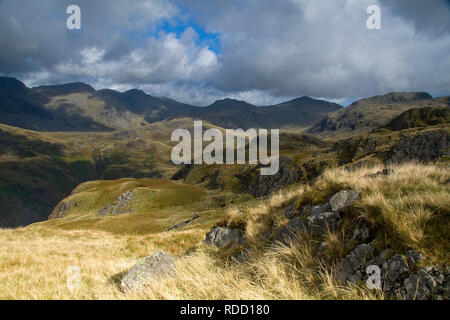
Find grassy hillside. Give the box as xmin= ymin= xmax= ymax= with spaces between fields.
xmin=44 ymin=178 xmax=213 ymax=235
xmin=0 ymin=162 xmax=447 ymax=299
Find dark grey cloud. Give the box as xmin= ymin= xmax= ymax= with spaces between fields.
xmin=379 ymin=0 xmax=450 ymax=36
xmin=0 ymin=0 xmax=449 ymax=105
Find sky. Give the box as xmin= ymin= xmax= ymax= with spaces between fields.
xmin=0 ymin=0 xmax=449 ymax=106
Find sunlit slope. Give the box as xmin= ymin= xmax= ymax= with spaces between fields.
xmin=41 ymin=178 xmax=220 ymax=235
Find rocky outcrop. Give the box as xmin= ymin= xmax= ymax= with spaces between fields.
xmin=170 ymin=164 xmax=194 ymax=181
xmin=274 ymin=217 xmax=307 ymax=245
xmin=384 ymin=107 xmax=450 ymax=131
xmin=273 ymin=189 xmax=360 ymax=244
xmin=387 ymin=129 xmax=449 ymax=163
xmin=336 ymin=243 xmax=376 ymax=283
xmin=167 ymin=213 xmax=200 ymax=231
xmin=97 ymin=190 xmax=134 ymax=216
xmin=334 ymin=136 xmax=385 ymax=165
xmin=335 ymin=244 xmax=449 ymax=300
xmin=49 ymin=199 xmax=78 ymax=219
xmin=403 ymin=267 xmax=450 ymax=300
xmin=120 ymin=251 xmax=176 ymax=292
xmin=205 ymin=227 xmax=244 ymax=248
xmin=236 ymin=156 xmax=303 ymax=197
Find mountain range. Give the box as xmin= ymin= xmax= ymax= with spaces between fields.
xmin=0 ymin=76 xmax=342 ymax=132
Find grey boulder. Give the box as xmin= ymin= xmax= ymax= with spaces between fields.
xmin=205 ymin=227 xmax=243 ymax=248
xmin=120 ymin=251 xmax=176 ymax=292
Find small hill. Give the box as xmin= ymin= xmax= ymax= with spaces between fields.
xmin=46 ymin=178 xmax=209 ymax=235
xmin=307 ymin=92 xmax=449 ymax=139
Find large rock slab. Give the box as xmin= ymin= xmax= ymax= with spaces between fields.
xmin=205 ymin=227 xmax=243 ymax=248
xmin=49 ymin=199 xmax=78 ymax=219
xmin=120 ymin=251 xmax=176 ymax=292
xmin=98 ymin=190 xmax=134 ymax=216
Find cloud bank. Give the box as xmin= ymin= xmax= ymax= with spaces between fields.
xmin=0 ymin=0 xmax=449 ymax=105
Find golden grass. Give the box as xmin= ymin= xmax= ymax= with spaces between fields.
xmin=0 ymin=162 xmax=447 ymax=300
xmin=0 ymin=225 xmax=379 ymax=300
xmin=318 ymin=162 xmax=449 ymax=264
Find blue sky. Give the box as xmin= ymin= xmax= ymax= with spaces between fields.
xmin=155 ymin=21 xmax=222 ymax=55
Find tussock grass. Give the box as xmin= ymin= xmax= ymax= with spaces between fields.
xmin=318 ymin=162 xmax=449 ymax=264
xmin=0 ymin=162 xmax=447 ymax=299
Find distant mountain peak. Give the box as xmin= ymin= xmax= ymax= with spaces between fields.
xmin=33 ymin=82 xmax=95 ymax=95
xmin=283 ymin=96 xmax=317 ymax=104
xmin=208 ymin=98 xmax=254 ymax=108
xmin=0 ymin=76 xmax=28 ymax=95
